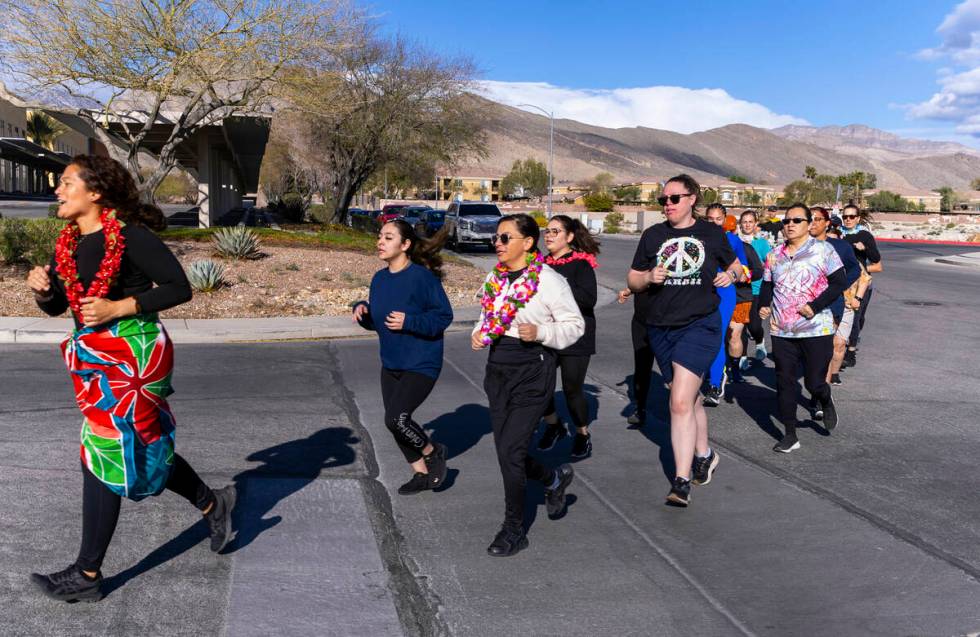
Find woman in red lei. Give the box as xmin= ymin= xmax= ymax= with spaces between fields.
xmin=538 ymin=215 xmax=601 ymax=459
xmin=25 ymin=155 xmax=235 ymax=603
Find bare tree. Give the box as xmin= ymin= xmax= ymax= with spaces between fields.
xmin=282 ymin=33 xmax=487 ymax=224
xmin=0 ymin=0 xmax=354 ymax=202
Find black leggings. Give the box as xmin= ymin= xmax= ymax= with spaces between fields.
xmin=543 ymin=354 xmax=592 ymax=429
xmin=847 ymin=286 xmax=873 ymax=348
xmin=748 ymin=295 xmax=765 ymax=344
xmin=485 ymin=352 xmax=557 ymax=530
xmin=380 ymin=368 xmax=435 ymax=463
xmin=771 ymin=335 xmax=834 ymax=432
xmin=631 ymin=315 xmax=654 ymax=414
xmin=76 ymin=454 xmax=213 ymax=573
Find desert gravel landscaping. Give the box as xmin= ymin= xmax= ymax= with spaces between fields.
xmin=0 ymin=240 xmax=486 ymax=319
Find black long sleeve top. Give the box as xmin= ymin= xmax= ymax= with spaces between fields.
xmin=844 ymin=230 xmax=881 ymax=269
xmin=548 ymin=259 xmax=597 ymax=356
xmin=36 ymin=224 xmax=192 ymax=329
xmin=735 ymin=241 xmax=764 ymax=303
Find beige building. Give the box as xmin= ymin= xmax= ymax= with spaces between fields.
xmin=437 ymin=175 xmax=502 ymax=202
xmin=709 ymin=181 xmax=781 ymax=207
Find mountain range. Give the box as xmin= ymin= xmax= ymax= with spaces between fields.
xmin=456 ymin=97 xmax=980 ymax=192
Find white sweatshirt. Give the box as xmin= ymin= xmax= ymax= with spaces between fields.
xmin=472 ymin=264 xmax=585 ymax=350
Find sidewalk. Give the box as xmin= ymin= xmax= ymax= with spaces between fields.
xmin=0 ymin=313 xmax=481 ymax=344
xmin=934 ymin=250 xmax=980 ymax=268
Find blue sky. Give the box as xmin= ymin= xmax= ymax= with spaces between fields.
xmin=369 ymin=0 xmax=980 ymax=147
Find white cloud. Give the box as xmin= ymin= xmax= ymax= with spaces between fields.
xmin=909 ymin=0 xmax=980 ymax=136
xmin=476 ymin=80 xmax=808 ymax=134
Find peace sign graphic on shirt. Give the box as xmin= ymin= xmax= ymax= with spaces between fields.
xmin=657 ymin=237 xmax=705 ymax=278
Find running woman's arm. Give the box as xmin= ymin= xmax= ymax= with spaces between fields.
xmin=125 ymin=226 xmax=193 ymax=313
xmin=758 ymin=280 xmax=774 ymax=318
xmin=743 ymin=243 xmax=764 ymax=282
xmin=352 ymin=301 xmax=375 ymax=330
xmin=628 ymin=228 xmax=665 ymax=291
xmin=32 ymin=256 xmax=69 ymax=316
xmin=862 ymin=231 xmax=881 ymax=266
xmin=807 ymin=267 xmax=848 ymax=314
xmin=402 ymin=277 xmax=454 ymax=337
xmin=534 ymin=274 xmax=585 ymax=350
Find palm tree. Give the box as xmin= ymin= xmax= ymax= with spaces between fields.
xmin=25 ymin=111 xmax=67 ymax=151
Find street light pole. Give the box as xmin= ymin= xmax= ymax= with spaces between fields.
xmin=518 ymin=103 xmax=554 ymax=217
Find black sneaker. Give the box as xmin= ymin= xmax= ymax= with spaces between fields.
xmin=830 ymin=373 xmax=842 ymax=386
xmin=691 ymin=450 xmax=720 ymax=486
xmin=666 ymin=477 xmax=691 ymax=506
xmin=487 ymin=525 xmax=529 ymax=557
xmin=544 ymin=464 xmax=574 ymax=517
xmin=423 ymin=442 xmax=448 ymax=489
xmin=537 ymin=422 xmax=566 ymax=451
xmin=703 ymin=386 xmax=722 ymax=406
xmin=773 ymin=433 xmax=801 ymax=453
xmin=397 ymin=472 xmax=432 ymax=495
xmin=626 ymin=410 xmax=645 ymax=427
xmin=843 ymin=350 xmax=857 ymax=368
xmin=30 ymin=564 xmax=103 ymax=603
xmin=570 ymin=433 xmax=592 ymax=459
xmin=729 ymin=365 xmax=745 ymax=384
xmin=822 ymin=397 xmax=839 ymax=431
xmin=205 ymin=485 xmax=236 ymax=553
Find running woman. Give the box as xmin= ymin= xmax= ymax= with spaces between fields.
xmin=628 ymin=175 xmax=743 ymax=506
xmin=537 ymin=215 xmax=600 ymax=458
xmin=725 ymin=214 xmax=764 ymax=384
xmin=704 ymin=204 xmax=749 ymax=405
xmin=809 ymin=209 xmax=862 ymax=392
xmin=472 ymin=214 xmax=584 ymax=557
xmin=617 ymin=286 xmax=654 ymax=428
xmin=353 ymin=220 xmax=453 ymax=495
xmin=737 ymin=210 xmax=772 ymax=367
xmin=26 ymin=155 xmax=234 ymax=603
xmin=840 ymin=204 xmax=882 ymax=368
xmin=824 ymin=222 xmax=870 ymax=386
xmin=759 ymin=203 xmax=848 ymax=452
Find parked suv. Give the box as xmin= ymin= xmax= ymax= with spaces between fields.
xmin=443 ymin=201 xmax=502 ymax=251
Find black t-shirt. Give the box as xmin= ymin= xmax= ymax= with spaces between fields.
xmin=843 ymin=230 xmax=880 ymax=269
xmin=630 ymin=219 xmax=738 ymax=327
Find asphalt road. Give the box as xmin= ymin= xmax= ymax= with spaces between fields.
xmin=1 ymin=238 xmax=979 ymax=636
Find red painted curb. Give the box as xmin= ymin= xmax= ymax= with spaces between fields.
xmin=878 ymin=237 xmax=980 ymax=247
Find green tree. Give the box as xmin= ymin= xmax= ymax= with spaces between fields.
xmin=803 ymin=165 xmax=817 ymax=181
xmin=741 ymin=191 xmax=762 ymax=205
xmin=728 ymin=175 xmax=748 ymax=184
xmin=583 ymin=192 xmax=615 ymax=212
xmin=837 ymin=171 xmax=877 ymax=204
xmin=612 ymin=185 xmax=641 ymax=202
xmin=701 ymin=188 xmax=718 ymax=205
xmin=970 ymin=177 xmax=980 ymax=191
xmin=582 ymin=172 xmax=615 ymax=194
xmin=500 ymin=158 xmax=549 ymax=198
xmin=934 ymin=186 xmax=958 ymax=212
xmin=865 ymin=190 xmax=912 ymax=212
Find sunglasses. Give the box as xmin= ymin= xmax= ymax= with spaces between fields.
xmin=842 ymin=214 xmax=859 ymax=220
xmin=543 ymin=228 xmax=564 ymax=236
xmin=784 ymin=217 xmax=809 ymax=225
xmin=492 ymin=232 xmax=522 ymax=245
xmin=812 ymin=216 xmax=830 ymax=222
xmin=657 ymin=193 xmax=690 ymax=206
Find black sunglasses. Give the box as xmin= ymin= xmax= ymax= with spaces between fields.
xmin=784 ymin=217 xmax=808 ymax=225
xmin=492 ymin=232 xmax=522 ymax=245
xmin=842 ymin=214 xmax=859 ymax=219
xmin=657 ymin=193 xmax=690 ymax=206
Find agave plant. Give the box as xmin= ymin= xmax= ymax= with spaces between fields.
xmin=212 ymin=226 xmax=262 ymax=260
xmin=187 ymin=259 xmax=225 ymax=293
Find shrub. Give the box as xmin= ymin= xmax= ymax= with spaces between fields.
xmin=212 ymin=226 xmax=262 ymax=260
xmin=48 ymin=203 xmax=60 ymax=217
xmin=269 ymin=193 xmax=307 ymax=223
xmin=309 ymin=204 xmax=332 ymax=224
xmin=186 ymin=259 xmax=225 ymax=292
xmin=0 ymin=218 xmax=63 ymax=265
xmin=584 ymin=192 xmax=615 ymax=212
xmin=604 ymin=212 xmax=625 ymax=234
xmin=529 ymin=210 xmax=548 ymax=227
xmin=155 ymin=172 xmax=197 ymax=204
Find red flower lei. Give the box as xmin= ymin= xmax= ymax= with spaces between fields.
xmin=54 ymin=209 xmax=126 ymax=322
xmin=545 ymin=251 xmax=599 ymax=268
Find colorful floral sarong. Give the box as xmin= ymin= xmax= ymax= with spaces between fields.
xmin=61 ymin=314 xmax=176 ymax=501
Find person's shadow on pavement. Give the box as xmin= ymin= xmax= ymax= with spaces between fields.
xmin=101 ymin=426 xmax=359 ymax=597
xmin=424 ymin=403 xmax=490 ymax=492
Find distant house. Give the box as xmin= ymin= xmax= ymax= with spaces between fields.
xmin=862 ymin=188 xmax=942 ymax=212
xmin=708 ymin=181 xmax=781 ymax=207
xmin=437 ymin=175 xmax=502 ymax=202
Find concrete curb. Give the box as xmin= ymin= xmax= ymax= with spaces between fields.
xmin=0 ymin=314 xmax=481 ymax=344
xmin=934 ymin=251 xmax=980 ymax=268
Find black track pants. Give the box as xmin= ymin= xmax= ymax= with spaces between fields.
xmin=380 ymin=368 xmax=436 ymax=463
xmin=543 ymin=354 xmax=592 ymax=429
xmin=631 ymin=315 xmax=654 ymax=414
xmin=771 ymin=335 xmax=834 ymax=431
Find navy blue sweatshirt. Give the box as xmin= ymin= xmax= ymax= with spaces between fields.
xmin=356 ymin=263 xmax=453 ymax=379
xmin=827 ymin=237 xmax=862 ymax=321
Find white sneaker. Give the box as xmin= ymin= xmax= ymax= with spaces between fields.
xmin=754 ymin=343 xmax=767 ymax=361
xmin=738 ymin=356 xmax=750 ymax=371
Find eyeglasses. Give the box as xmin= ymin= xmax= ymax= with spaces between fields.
xmin=842 ymin=214 xmax=859 ymax=220
xmin=657 ymin=193 xmax=690 ymax=206
xmin=812 ymin=216 xmax=830 ymax=222
xmin=543 ymin=228 xmax=564 ymax=236
xmin=492 ymin=232 xmax=521 ymax=245
xmin=784 ymin=217 xmax=808 ymax=225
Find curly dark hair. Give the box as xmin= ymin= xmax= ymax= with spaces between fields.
xmin=70 ymin=154 xmax=167 ymax=231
